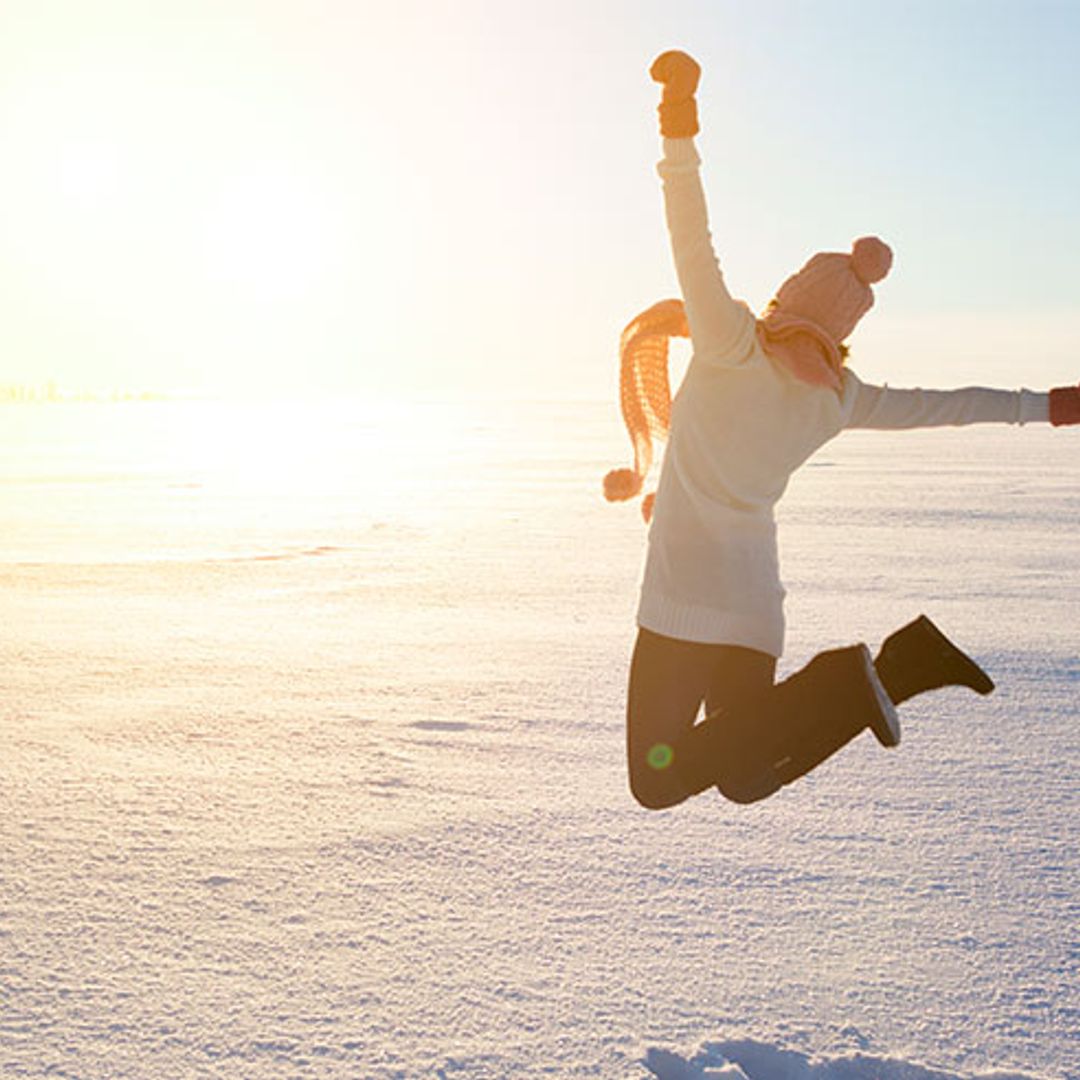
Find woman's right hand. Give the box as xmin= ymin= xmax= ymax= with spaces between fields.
xmin=649 ymin=51 xmax=701 ymax=138
xmin=1049 ymin=383 xmax=1080 ymax=425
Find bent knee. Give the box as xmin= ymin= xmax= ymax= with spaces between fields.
xmin=629 ymin=779 xmax=688 ymax=811
xmin=628 ymin=765 xmax=690 ymax=811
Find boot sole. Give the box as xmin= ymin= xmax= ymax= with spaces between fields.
xmin=859 ymin=643 xmax=901 ymax=748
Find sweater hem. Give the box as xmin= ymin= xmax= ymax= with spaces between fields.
xmin=636 ymin=594 xmax=784 ymax=657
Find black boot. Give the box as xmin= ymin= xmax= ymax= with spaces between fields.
xmin=875 ymin=615 xmax=994 ymax=706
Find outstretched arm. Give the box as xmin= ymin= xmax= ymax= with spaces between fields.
xmin=842 ymin=373 xmax=1080 ymax=429
xmin=651 ymin=52 xmax=754 ymax=363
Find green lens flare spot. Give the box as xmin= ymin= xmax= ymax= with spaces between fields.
xmin=647 ymin=743 xmax=675 ymax=771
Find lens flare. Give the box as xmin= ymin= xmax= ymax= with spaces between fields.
xmin=646 ymin=743 xmax=674 ymax=771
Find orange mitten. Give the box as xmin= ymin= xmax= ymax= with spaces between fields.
xmin=649 ymin=50 xmax=701 ymax=138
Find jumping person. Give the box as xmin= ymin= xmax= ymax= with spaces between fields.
xmin=604 ymin=51 xmax=1080 ymax=809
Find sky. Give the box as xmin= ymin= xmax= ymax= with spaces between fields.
xmin=1 ymin=0 xmax=1079 ymax=401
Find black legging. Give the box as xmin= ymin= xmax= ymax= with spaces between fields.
xmin=627 ymin=627 xmax=878 ymax=808
xmin=627 ymin=628 xmax=777 ymax=808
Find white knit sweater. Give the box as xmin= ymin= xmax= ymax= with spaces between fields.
xmin=637 ymin=138 xmax=1050 ymax=656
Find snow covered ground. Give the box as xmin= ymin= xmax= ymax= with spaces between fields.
xmin=1 ymin=399 xmax=1077 ymax=1078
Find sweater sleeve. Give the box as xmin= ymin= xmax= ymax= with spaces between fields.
xmin=842 ymin=371 xmax=1051 ymax=429
xmin=657 ymin=138 xmax=755 ymax=363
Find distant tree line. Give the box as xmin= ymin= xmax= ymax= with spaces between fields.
xmin=0 ymin=382 xmax=166 ymax=404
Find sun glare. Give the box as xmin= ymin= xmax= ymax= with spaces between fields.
xmin=199 ymin=169 xmax=340 ymax=303
xmin=0 ymin=32 xmax=377 ymax=399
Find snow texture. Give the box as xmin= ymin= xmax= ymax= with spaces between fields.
xmin=1 ymin=400 xmax=1077 ymax=1078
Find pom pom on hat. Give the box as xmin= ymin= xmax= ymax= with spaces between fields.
xmin=851 ymin=236 xmax=893 ymax=285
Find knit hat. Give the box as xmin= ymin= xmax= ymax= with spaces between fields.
xmin=602 ymin=298 xmax=688 ymax=522
xmin=758 ymin=236 xmax=893 ymax=391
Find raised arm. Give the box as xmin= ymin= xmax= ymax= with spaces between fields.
xmin=650 ymin=52 xmax=754 ymax=362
